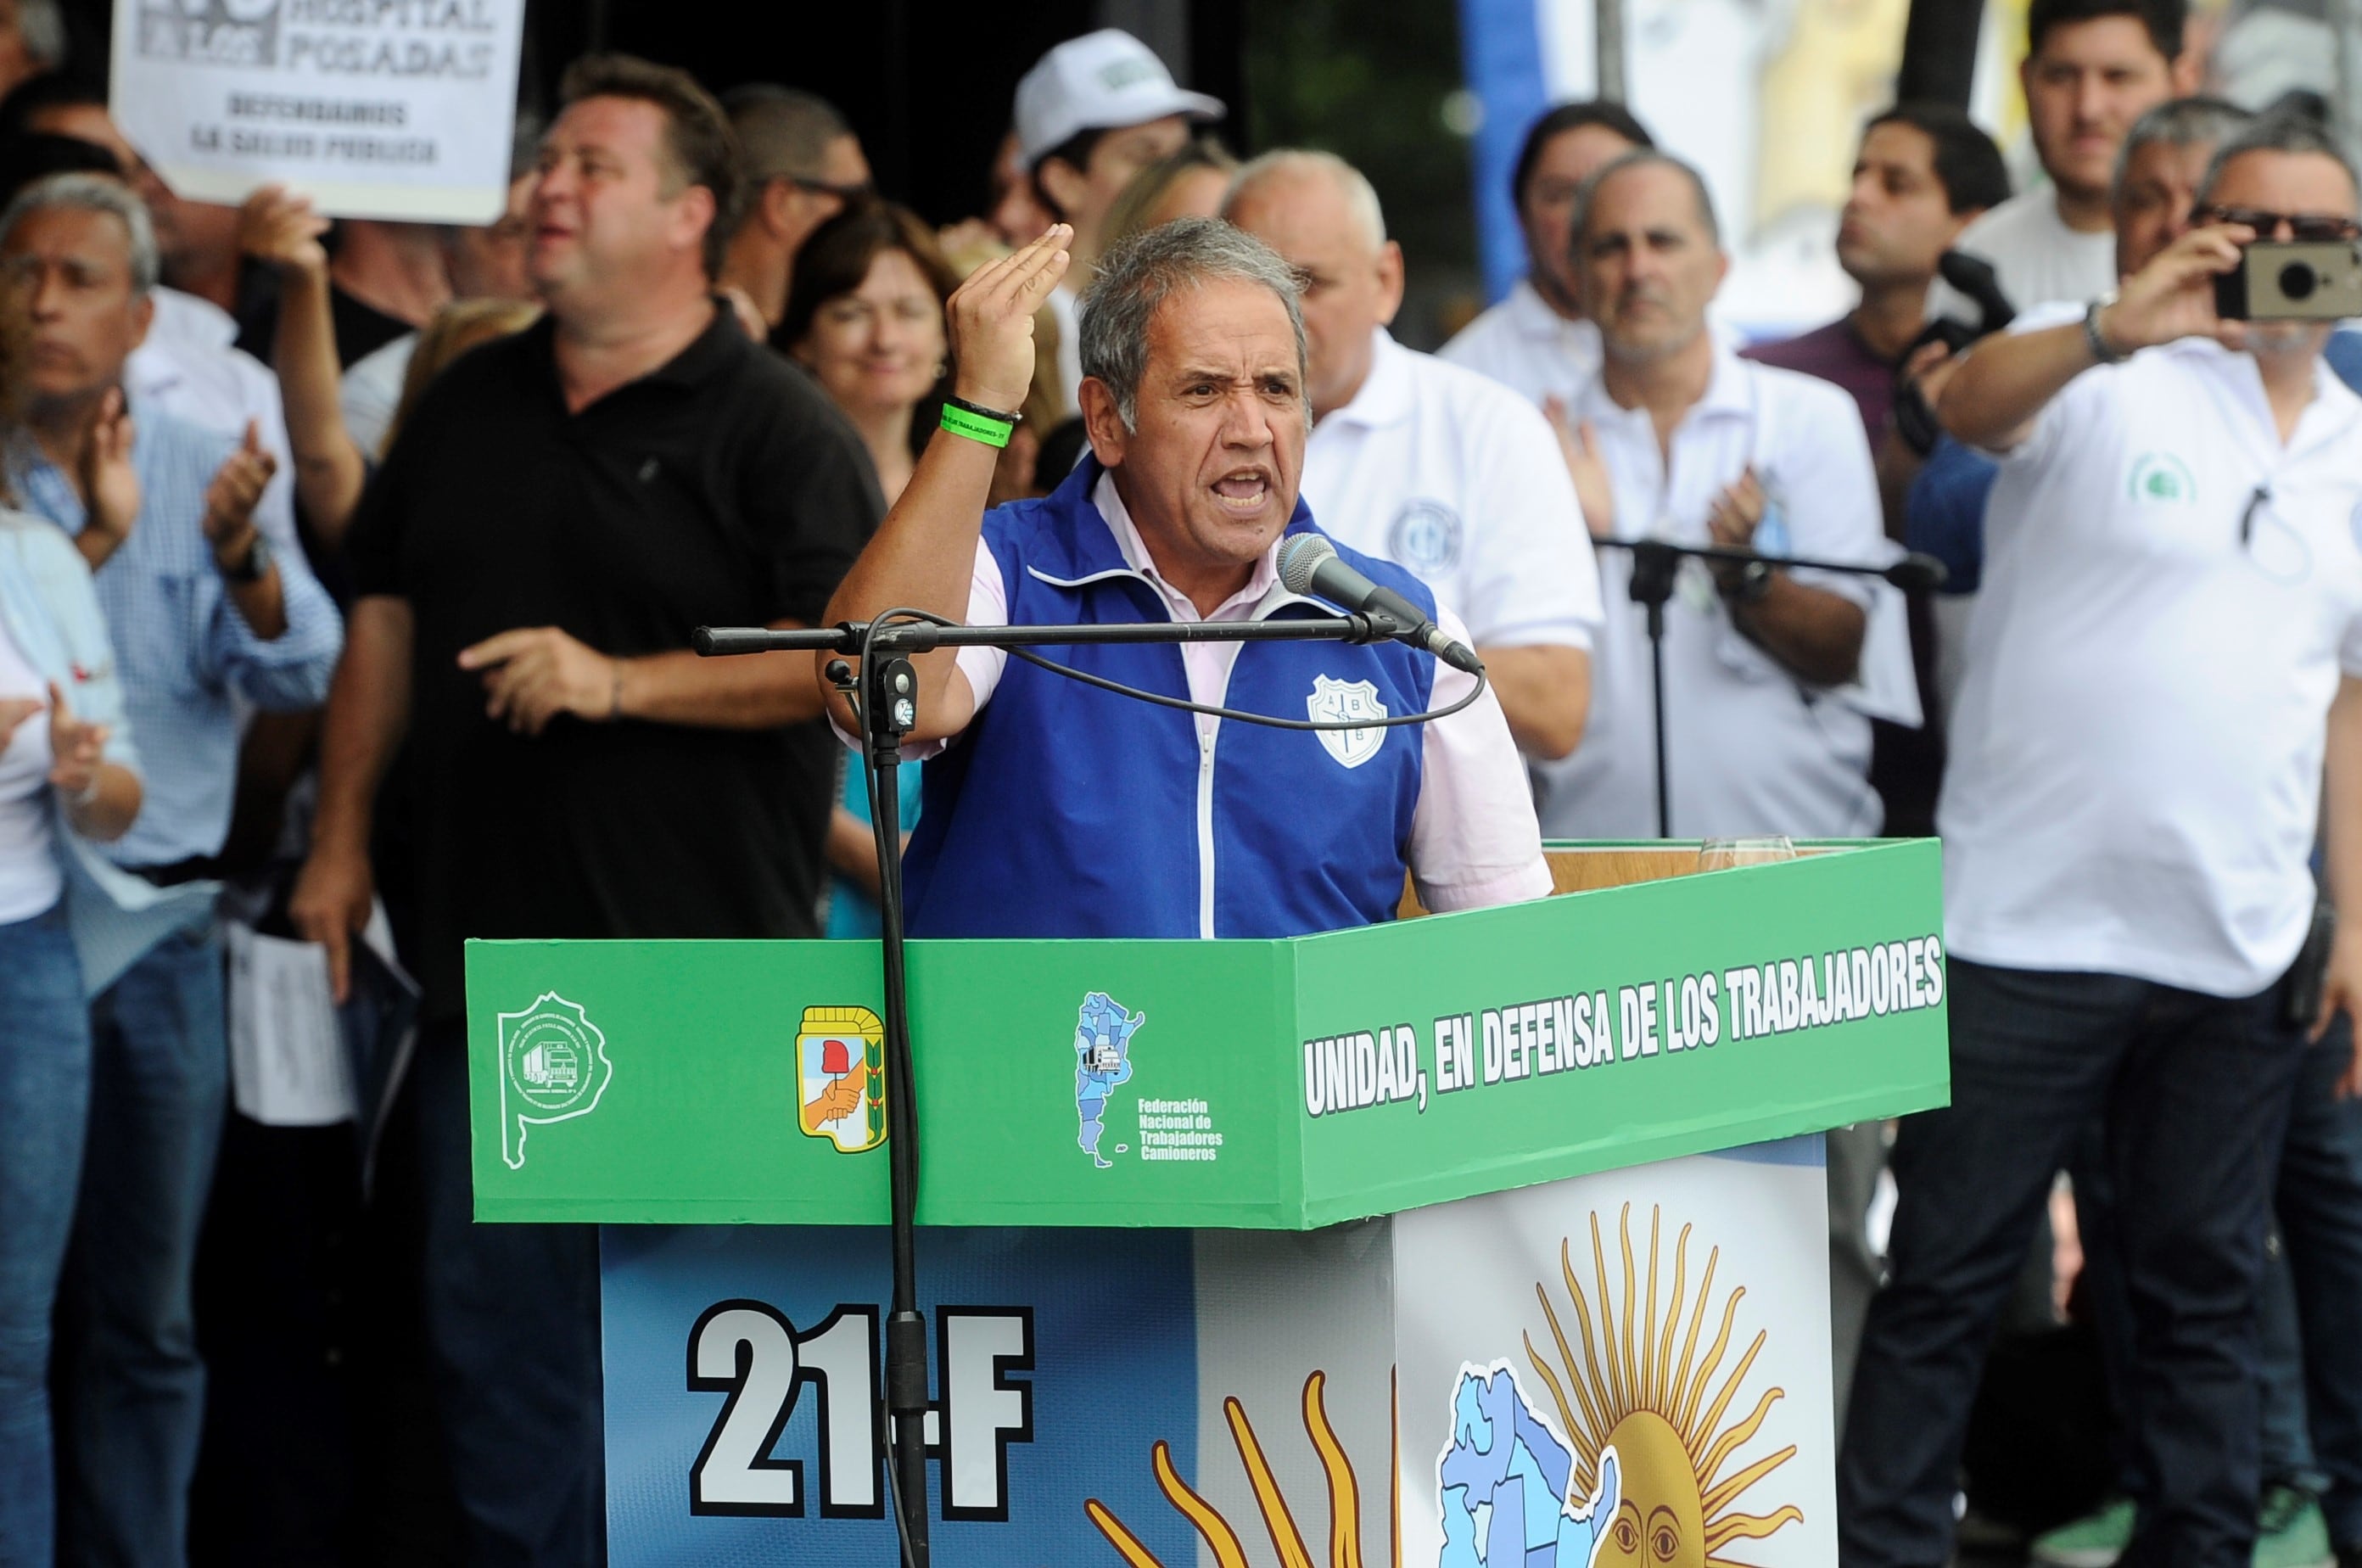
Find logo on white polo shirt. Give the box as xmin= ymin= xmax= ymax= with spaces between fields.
xmin=1390 ymin=500 xmax=1464 ymax=574
xmin=1308 ymin=675 xmax=1388 ymax=770
xmin=2128 ymin=453 xmax=2197 ymax=505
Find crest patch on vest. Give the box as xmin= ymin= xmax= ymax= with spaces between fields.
xmin=1308 ymin=675 xmax=1387 ymax=770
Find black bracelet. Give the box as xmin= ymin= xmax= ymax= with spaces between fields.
xmin=943 ymin=393 xmax=1024 ymax=428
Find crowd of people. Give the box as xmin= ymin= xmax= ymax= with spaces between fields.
xmin=0 ymin=0 xmax=2358 ymax=1564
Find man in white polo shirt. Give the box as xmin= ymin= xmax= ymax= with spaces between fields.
xmin=1437 ymin=100 xmax=1654 ymax=408
xmin=1223 ymin=149 xmax=1602 ymax=759
xmin=1528 ymin=148 xmax=1915 ymax=839
xmin=1013 ymin=30 xmax=1223 ymax=417
xmin=1840 ymin=117 xmax=2362 ymax=1568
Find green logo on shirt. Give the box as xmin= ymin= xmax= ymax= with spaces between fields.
xmin=2129 ymin=454 xmax=2197 ymax=505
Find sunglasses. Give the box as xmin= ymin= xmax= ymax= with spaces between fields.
xmin=2197 ymin=206 xmax=2362 ymax=243
xmin=780 ymin=174 xmax=877 ymax=203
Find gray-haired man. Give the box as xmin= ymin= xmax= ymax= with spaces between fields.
xmin=824 ymin=218 xmax=1548 ymax=938
xmin=0 ymin=171 xmax=341 ymax=1564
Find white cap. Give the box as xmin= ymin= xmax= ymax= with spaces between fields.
xmin=1013 ymin=29 xmax=1224 ymax=167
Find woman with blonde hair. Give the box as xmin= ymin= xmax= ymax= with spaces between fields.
xmin=382 ymin=297 xmax=546 ymax=458
xmin=1102 ymin=137 xmax=1240 ymax=247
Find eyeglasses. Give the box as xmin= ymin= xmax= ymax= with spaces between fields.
xmin=2197 ymin=206 xmax=2362 ymax=243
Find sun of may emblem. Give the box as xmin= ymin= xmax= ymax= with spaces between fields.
xmin=1522 ymin=1205 xmax=1804 ymax=1567
xmin=495 ymin=991 xmax=614 ymax=1170
xmin=1086 ymin=1370 xmax=1388 ymax=1568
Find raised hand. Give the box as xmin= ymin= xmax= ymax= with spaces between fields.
xmin=45 ymin=681 xmax=107 ymax=800
xmin=1704 ymin=467 xmax=1770 ymax=596
xmin=1543 ymin=395 xmax=1615 ymax=538
xmin=2099 ymin=221 xmax=2253 ymax=355
xmin=0 ymin=695 xmax=39 ymax=742
xmin=80 ymin=387 xmax=139 ymax=563
xmin=203 ymin=419 xmax=278 ymax=560
xmin=944 ymin=222 xmax=1070 ymax=414
xmin=1706 ymin=467 xmax=1766 ymax=547
xmin=238 ymin=183 xmax=330 ymax=277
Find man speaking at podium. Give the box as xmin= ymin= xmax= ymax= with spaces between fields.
xmin=821 ymin=219 xmax=1550 ymax=938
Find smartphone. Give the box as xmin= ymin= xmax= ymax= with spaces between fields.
xmin=2215 ymin=240 xmax=2362 ymax=321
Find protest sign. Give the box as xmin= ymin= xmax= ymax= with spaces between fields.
xmin=109 ymin=0 xmax=527 ymax=222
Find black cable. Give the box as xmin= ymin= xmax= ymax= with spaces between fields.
xmin=1000 ymin=644 xmax=1490 ymax=730
xmin=883 ymin=1425 xmax=921 ymax=1568
xmin=852 ymin=603 xmax=1492 ymax=733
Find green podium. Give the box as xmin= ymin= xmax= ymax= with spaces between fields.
xmin=465 ymin=841 xmax=1950 ymax=1566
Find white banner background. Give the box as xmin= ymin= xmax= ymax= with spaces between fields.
xmin=110 ymin=0 xmax=526 ymax=221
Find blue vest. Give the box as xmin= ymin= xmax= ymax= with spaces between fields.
xmin=903 ymin=460 xmax=1438 ymax=940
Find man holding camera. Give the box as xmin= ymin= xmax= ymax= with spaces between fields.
xmin=1841 ymin=115 xmax=2362 ymax=1568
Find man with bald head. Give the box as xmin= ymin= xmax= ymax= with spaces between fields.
xmin=1223 ymin=149 xmax=1601 ymax=759
xmin=1531 ymin=148 xmax=1914 ymax=841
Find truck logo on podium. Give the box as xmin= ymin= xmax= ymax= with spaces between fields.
xmin=495 ymin=992 xmax=613 ymax=1170
xmin=796 ymin=1006 xmax=887 ymax=1153
xmin=1073 ymin=992 xmax=1143 ymax=1169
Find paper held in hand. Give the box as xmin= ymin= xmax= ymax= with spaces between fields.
xmin=108 ymin=0 xmax=528 ymax=223
xmin=227 ymin=904 xmax=414 ymax=1128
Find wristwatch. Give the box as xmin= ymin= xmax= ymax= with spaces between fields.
xmin=2083 ymin=294 xmax=2129 ymax=366
xmin=218 ymin=531 xmax=272 ymax=584
xmin=1733 ymin=559 xmax=1776 ymax=604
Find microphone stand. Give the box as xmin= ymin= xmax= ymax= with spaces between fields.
xmin=693 ymin=608 xmax=1413 ymax=1564
xmin=1586 ymin=537 xmax=1945 ymax=840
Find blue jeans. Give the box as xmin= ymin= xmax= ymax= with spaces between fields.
xmin=414 ymin=1022 xmax=604 ymax=1566
xmin=2278 ymin=1018 xmax=2362 ymax=1546
xmin=56 ymin=920 xmax=227 ymax=1568
xmin=0 ymin=903 xmax=90 ymax=1568
xmin=1839 ymin=959 xmax=2307 ymax=1568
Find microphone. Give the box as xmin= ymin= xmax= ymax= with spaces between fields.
xmin=1278 ymin=535 xmax=1485 ymax=675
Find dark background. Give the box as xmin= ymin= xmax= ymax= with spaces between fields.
xmin=65 ymin=0 xmax=1492 ymax=344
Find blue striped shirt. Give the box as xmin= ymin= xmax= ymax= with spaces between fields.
xmin=13 ymin=399 xmax=343 ymax=866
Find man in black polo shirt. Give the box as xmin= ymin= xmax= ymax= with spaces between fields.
xmin=293 ymin=54 xmax=878 ymax=1564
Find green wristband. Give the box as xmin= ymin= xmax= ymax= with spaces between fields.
xmin=940 ymin=402 xmax=1014 ymax=450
